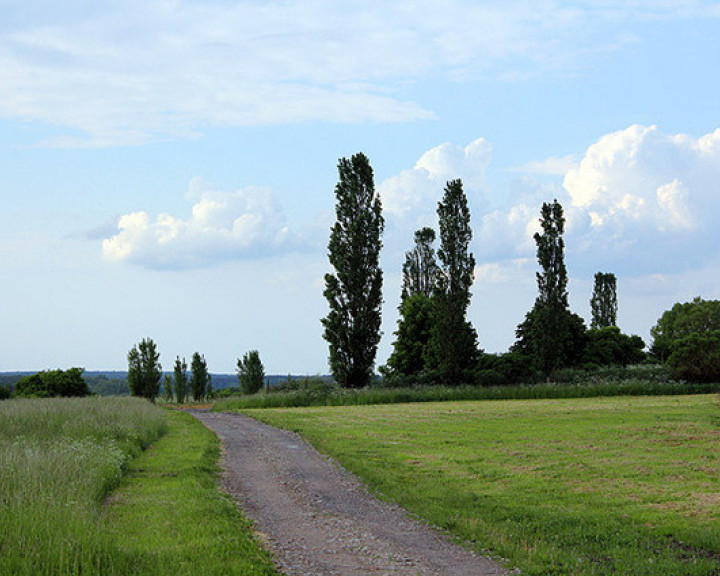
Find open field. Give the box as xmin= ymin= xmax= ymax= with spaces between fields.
xmin=241 ymin=395 xmax=720 ymax=575
xmin=0 ymin=398 xmax=276 ymax=575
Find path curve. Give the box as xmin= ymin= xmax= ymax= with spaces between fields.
xmin=190 ymin=410 xmax=508 ymax=576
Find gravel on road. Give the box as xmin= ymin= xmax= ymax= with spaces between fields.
xmin=190 ymin=410 xmax=509 ymax=576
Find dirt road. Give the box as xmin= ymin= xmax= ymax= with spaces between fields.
xmin=190 ymin=410 xmax=508 ymax=576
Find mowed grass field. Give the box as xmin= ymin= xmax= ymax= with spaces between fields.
xmin=243 ymin=395 xmax=720 ymax=575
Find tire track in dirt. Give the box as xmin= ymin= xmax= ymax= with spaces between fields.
xmin=190 ymin=410 xmax=509 ymax=576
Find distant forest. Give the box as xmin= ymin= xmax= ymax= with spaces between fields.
xmin=0 ymin=371 xmax=320 ymax=396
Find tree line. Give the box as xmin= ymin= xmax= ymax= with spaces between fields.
xmin=322 ymin=152 xmax=714 ymax=388
xmin=125 ymin=339 xmax=267 ymax=402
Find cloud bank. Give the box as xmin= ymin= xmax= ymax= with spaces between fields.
xmin=380 ymin=125 xmax=720 ymax=278
xmin=102 ymin=184 xmax=295 ymax=269
xmin=3 ymin=1 xmax=719 ymax=146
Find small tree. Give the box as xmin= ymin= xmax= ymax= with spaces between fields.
xmin=590 ymin=272 xmax=618 ymax=329
xmin=15 ymin=368 xmax=89 ymax=398
xmin=667 ymin=331 xmax=720 ymax=383
xmin=173 ymin=356 xmax=188 ymax=403
xmin=425 ymin=179 xmax=480 ymax=385
xmin=651 ymin=297 xmax=720 ymax=361
xmin=382 ymin=293 xmax=435 ymax=381
xmin=162 ymin=374 xmax=174 ymax=402
xmin=127 ymin=338 xmax=162 ymax=401
xmin=190 ymin=352 xmax=210 ymax=401
xmin=322 ymin=152 xmax=384 ymax=388
xmin=237 ymin=350 xmax=265 ymax=395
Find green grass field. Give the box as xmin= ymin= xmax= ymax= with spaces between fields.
xmin=0 ymin=398 xmax=276 ymax=575
xmin=241 ymin=395 xmax=720 ymax=575
xmin=103 ymin=409 xmax=277 ymax=575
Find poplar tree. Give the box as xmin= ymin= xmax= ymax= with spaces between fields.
xmin=384 ymin=227 xmax=439 ymax=380
xmin=401 ymin=227 xmax=439 ymax=301
xmin=127 ymin=338 xmax=162 ymax=401
xmin=322 ymin=153 xmax=384 ymax=388
xmin=237 ymin=350 xmax=265 ymax=395
xmin=425 ymin=179 xmax=480 ymax=385
xmin=590 ymin=272 xmax=618 ymax=329
xmin=514 ymin=200 xmax=586 ymax=376
xmin=190 ymin=352 xmax=210 ymax=401
xmin=173 ymin=356 xmax=188 ymax=404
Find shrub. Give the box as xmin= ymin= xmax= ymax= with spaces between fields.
xmin=14 ymin=368 xmax=89 ymax=398
xmin=667 ymin=331 xmax=720 ymax=383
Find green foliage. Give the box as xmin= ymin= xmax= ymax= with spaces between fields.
xmin=651 ymin=297 xmax=720 ymax=361
xmin=0 ymin=397 xmax=166 ymax=575
xmin=382 ymin=293 xmax=435 ymax=380
xmin=582 ymin=326 xmax=645 ymax=366
xmin=237 ymin=350 xmax=265 ymax=395
xmin=250 ymin=396 xmax=720 ymax=576
xmin=85 ymin=373 xmax=129 ymax=396
xmin=14 ymin=367 xmax=90 ymax=398
xmin=590 ymin=272 xmax=618 ymax=329
xmin=425 ymin=179 xmax=480 ymax=385
xmin=322 ymin=152 xmax=384 ymax=388
xmin=127 ymin=338 xmax=162 ymax=401
xmin=401 ymin=227 xmax=438 ymax=301
xmin=173 ymin=356 xmax=189 ymax=403
xmin=161 ymin=374 xmax=174 ymax=402
xmin=212 ymin=377 xmax=712 ymax=410
xmin=514 ymin=200 xmax=588 ymax=377
xmin=0 ymin=385 xmax=10 ymax=400
xmin=514 ymin=303 xmax=588 ymax=376
xmin=477 ymin=351 xmax=539 ymax=386
xmin=667 ymin=330 xmax=720 ymax=383
xmin=190 ymin=352 xmax=210 ymax=401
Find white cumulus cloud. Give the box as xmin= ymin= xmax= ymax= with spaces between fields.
xmin=379 ymin=138 xmax=492 ymax=230
xmin=562 ymin=124 xmax=720 ymax=271
xmin=102 ymin=184 xmax=296 ymax=269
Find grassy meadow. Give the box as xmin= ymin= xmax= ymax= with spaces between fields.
xmin=242 ymin=394 xmax=720 ymax=575
xmin=0 ymin=397 xmax=276 ymax=575
xmin=0 ymin=396 xmax=167 ymax=574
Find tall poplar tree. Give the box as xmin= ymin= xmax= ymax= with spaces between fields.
xmin=590 ymin=272 xmax=618 ymax=329
xmin=173 ymin=356 xmax=188 ymax=404
xmin=190 ymin=352 xmax=210 ymax=401
xmin=425 ymin=179 xmax=480 ymax=385
xmin=383 ymin=227 xmax=438 ymax=380
xmin=322 ymin=153 xmax=384 ymax=388
xmin=127 ymin=338 xmax=162 ymax=402
xmin=514 ymin=200 xmax=586 ymax=376
xmin=401 ymin=227 xmax=438 ymax=301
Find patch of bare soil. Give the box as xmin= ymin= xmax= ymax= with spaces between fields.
xmin=190 ymin=410 xmax=509 ymax=576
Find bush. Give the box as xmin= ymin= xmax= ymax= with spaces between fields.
xmin=14 ymin=368 xmax=90 ymax=398
xmin=0 ymin=386 xmax=10 ymax=400
xmin=667 ymin=331 xmax=720 ymax=383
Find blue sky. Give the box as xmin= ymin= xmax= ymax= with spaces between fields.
xmin=1 ymin=0 xmax=719 ymax=373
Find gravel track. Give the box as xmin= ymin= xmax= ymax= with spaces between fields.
xmin=190 ymin=410 xmax=508 ymax=576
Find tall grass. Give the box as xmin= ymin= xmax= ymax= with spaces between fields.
xmin=213 ymin=379 xmax=718 ymax=410
xmin=0 ymin=397 xmax=166 ymax=575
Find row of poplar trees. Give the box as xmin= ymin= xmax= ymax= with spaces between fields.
xmin=322 ymin=152 xmax=635 ymax=388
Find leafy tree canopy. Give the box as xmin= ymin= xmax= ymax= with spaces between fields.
xmin=322 ymin=152 xmax=384 ymax=388
xmin=651 ymin=297 xmax=720 ymax=361
xmin=127 ymin=338 xmax=162 ymax=401
xmin=237 ymin=350 xmax=265 ymax=395
xmin=14 ymin=368 xmax=89 ymax=398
